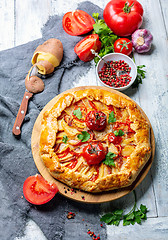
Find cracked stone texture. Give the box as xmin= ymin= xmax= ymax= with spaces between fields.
xmin=0 ymin=1 xmax=107 ymax=240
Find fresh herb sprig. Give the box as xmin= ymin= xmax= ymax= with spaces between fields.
xmin=92 ymin=13 xmax=118 ymax=64
xmin=132 ymin=65 xmax=146 ymax=88
xmin=100 ymin=191 xmax=148 ymax=226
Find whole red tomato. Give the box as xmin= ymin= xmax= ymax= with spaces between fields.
xmin=108 ymin=133 xmax=122 ymax=145
xmin=103 ymin=0 xmax=143 ymax=36
xmin=114 ymin=38 xmax=133 ymax=55
xmin=85 ymin=110 xmax=107 ymax=131
xmin=83 ymin=142 xmax=106 ymax=165
xmin=74 ymin=34 xmax=101 ymax=62
xmin=23 ymin=174 xmax=59 ymax=205
xmin=62 ymin=10 xmax=95 ymax=36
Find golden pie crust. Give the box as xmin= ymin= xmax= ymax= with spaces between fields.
xmin=39 ymin=88 xmax=151 ymax=192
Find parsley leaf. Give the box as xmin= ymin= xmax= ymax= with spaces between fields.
xmin=103 ymin=152 xmax=116 ymax=167
xmin=114 ymin=130 xmax=124 ymax=136
xmin=92 ymin=13 xmax=118 ymax=64
xmin=100 ymin=210 xmax=123 ymax=226
xmin=62 ymin=135 xmax=68 ymax=144
xmin=77 ymin=131 xmax=90 ymax=142
xmin=73 ymin=108 xmax=82 ymax=119
xmin=132 ymin=65 xmax=146 ymax=88
xmin=108 ymin=111 xmax=116 ymax=124
xmin=100 ymin=191 xmax=148 ymax=227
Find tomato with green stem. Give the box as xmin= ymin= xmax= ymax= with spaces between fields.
xmin=103 ymin=0 xmax=143 ymax=36
xmin=82 ymin=142 xmax=106 ymax=165
xmin=114 ymin=38 xmax=133 ymax=56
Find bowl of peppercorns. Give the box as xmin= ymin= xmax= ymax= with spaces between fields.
xmin=96 ymin=53 xmax=137 ymax=91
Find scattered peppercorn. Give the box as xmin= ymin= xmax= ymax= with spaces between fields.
xmin=67 ymin=212 xmax=76 ymax=219
xmin=81 ymin=195 xmax=85 ymax=200
xmin=98 ymin=60 xmax=132 ymax=88
xmin=87 ymin=229 xmax=100 ymax=240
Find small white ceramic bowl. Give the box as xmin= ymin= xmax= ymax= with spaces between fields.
xmin=96 ymin=53 xmax=137 ymax=91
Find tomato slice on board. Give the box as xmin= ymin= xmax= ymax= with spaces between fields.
xmin=62 ymin=10 xmax=95 ymax=36
xmin=23 ymin=174 xmax=59 ymax=205
xmin=74 ymin=34 xmax=101 ymax=62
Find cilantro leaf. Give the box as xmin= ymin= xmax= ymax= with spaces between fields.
xmin=108 ymin=111 xmax=116 ymax=124
xmin=103 ymin=152 xmax=116 ymax=166
xmin=62 ymin=135 xmax=68 ymax=144
xmin=132 ymin=65 xmax=146 ymax=88
xmin=92 ymin=13 xmax=118 ymax=64
xmin=114 ymin=130 xmax=124 ymax=136
xmin=73 ymin=108 xmax=82 ymax=119
xmin=77 ymin=131 xmax=90 ymax=142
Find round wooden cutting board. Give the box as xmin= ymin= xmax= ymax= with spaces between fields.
xmin=31 ymin=86 xmax=155 ymax=204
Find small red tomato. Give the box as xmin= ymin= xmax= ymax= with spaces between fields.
xmin=82 ymin=142 xmax=106 ymax=165
xmin=85 ymin=110 xmax=107 ymax=131
xmin=62 ymin=10 xmax=95 ymax=36
xmin=108 ymin=133 xmax=122 ymax=145
xmin=74 ymin=34 xmax=101 ymax=62
xmin=114 ymin=38 xmax=133 ymax=55
xmin=23 ymin=174 xmax=59 ymax=205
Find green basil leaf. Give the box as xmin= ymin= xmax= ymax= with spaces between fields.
xmin=108 ymin=111 xmax=116 ymax=124
xmin=62 ymin=135 xmax=68 ymax=144
xmin=73 ymin=108 xmax=82 ymax=119
xmin=77 ymin=131 xmax=90 ymax=142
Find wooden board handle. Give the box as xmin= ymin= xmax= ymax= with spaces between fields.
xmin=12 ymin=91 xmax=33 ymax=136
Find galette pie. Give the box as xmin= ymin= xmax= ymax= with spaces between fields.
xmin=39 ymin=88 xmax=151 ymax=192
